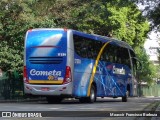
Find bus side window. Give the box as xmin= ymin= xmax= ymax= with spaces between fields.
xmin=101 ymin=43 xmax=112 ymax=62
xmin=90 ymin=41 xmax=96 ymax=59
xmin=108 ymin=44 xmax=117 ymax=63
xmin=87 ymin=42 xmax=93 ymax=58
xmin=73 ymin=34 xmax=103 ymax=60
xmin=74 ymin=35 xmax=87 ymax=58
xmin=130 ymin=50 xmax=137 ymax=70
xmin=94 ymin=41 xmax=103 ymax=60
xmin=82 ymin=38 xmax=89 ymax=58
xmin=120 ymin=48 xmax=130 ymax=68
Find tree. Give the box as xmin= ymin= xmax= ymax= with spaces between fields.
xmin=133 ymin=0 xmax=160 ymax=31
xmin=36 ymin=0 xmax=155 ymax=84
xmin=0 ymin=0 xmax=156 ymax=85
xmin=0 ymin=0 xmax=56 ymax=74
xmin=36 ymin=0 xmax=149 ymax=48
xmin=135 ymin=47 xmax=157 ymax=85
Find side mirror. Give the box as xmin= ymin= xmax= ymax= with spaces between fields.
xmin=132 ymin=57 xmax=142 ymax=71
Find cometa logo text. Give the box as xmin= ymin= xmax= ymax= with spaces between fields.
xmin=30 ymin=69 xmax=61 ymax=76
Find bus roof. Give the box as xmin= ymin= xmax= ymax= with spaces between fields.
xmin=27 ymin=28 xmax=134 ymax=51
xmin=72 ymin=30 xmax=134 ymax=51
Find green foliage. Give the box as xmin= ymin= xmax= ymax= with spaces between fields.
xmin=148 ymin=3 xmax=160 ymax=30
xmin=135 ymin=47 xmax=157 ymax=85
xmin=0 ymin=0 xmax=56 ymax=74
xmin=133 ymin=0 xmax=160 ymax=31
xmin=0 ymin=0 xmax=156 ymax=85
xmin=49 ymin=0 xmax=150 ymax=48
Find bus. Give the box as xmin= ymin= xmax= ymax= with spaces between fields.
xmin=23 ymin=28 xmax=140 ymax=103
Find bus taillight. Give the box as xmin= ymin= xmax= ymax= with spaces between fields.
xmin=28 ymin=29 xmax=32 ymax=32
xmin=63 ymin=28 xmax=68 ymax=32
xmin=23 ymin=66 xmax=29 ymax=84
xmin=63 ymin=66 xmax=72 ymax=84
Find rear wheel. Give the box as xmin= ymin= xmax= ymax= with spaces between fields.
xmin=122 ymin=91 xmax=128 ymax=102
xmin=79 ymin=98 xmax=87 ymax=103
xmin=87 ymin=85 xmax=96 ymax=103
xmin=127 ymin=84 xmax=130 ymax=97
xmin=79 ymin=85 xmax=96 ymax=103
xmin=126 ymin=90 xmax=129 ymax=97
xmin=46 ymin=96 xmax=63 ymax=104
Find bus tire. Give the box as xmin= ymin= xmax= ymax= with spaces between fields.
xmin=79 ymin=85 xmax=96 ymax=103
xmin=127 ymin=85 xmax=130 ymax=97
xmin=79 ymin=98 xmax=87 ymax=103
xmin=87 ymin=85 xmax=96 ymax=103
xmin=122 ymin=94 xmax=127 ymax=102
xmin=126 ymin=90 xmax=129 ymax=98
xmin=46 ymin=96 xmax=63 ymax=104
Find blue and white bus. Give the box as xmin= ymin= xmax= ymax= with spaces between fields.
xmin=23 ymin=28 xmax=139 ymax=103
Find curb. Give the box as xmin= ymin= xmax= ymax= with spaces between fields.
xmin=0 ymin=98 xmax=46 ymax=103
xmin=151 ymin=102 xmax=160 ymax=120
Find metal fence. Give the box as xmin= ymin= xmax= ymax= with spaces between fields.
xmin=141 ymin=84 xmax=160 ymax=97
xmin=0 ymin=71 xmax=24 ymax=100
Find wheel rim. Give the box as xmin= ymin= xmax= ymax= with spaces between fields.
xmin=90 ymin=88 xmax=95 ymax=102
xmin=126 ymin=91 xmax=129 ymax=97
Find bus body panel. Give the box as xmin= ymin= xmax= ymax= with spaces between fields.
xmin=72 ymin=31 xmax=134 ymax=98
xmin=26 ymin=29 xmax=67 ymax=82
xmin=24 ymin=29 xmax=73 ymax=96
xmin=73 ymin=57 xmax=93 ymax=97
xmin=73 ymin=52 xmax=132 ymax=97
xmin=95 ymin=61 xmax=132 ymax=97
xmin=24 ymin=83 xmax=72 ymax=96
xmin=66 ymin=30 xmax=74 ymax=95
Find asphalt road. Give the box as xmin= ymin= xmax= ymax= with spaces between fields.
xmin=0 ymin=97 xmax=159 ymax=120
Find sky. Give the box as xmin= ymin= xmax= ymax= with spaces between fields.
xmin=144 ymin=31 xmax=160 ymax=49
xmin=137 ymin=3 xmax=160 ymax=62
xmin=144 ymin=31 xmax=160 ymax=61
xmin=137 ymin=3 xmax=160 ymax=51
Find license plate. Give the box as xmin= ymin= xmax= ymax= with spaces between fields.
xmin=41 ymin=87 xmax=50 ymax=91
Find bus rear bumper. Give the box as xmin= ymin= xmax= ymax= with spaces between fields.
xmin=24 ymin=83 xmax=72 ymax=96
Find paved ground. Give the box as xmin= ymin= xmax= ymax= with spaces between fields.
xmin=0 ymin=97 xmax=159 ymax=120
